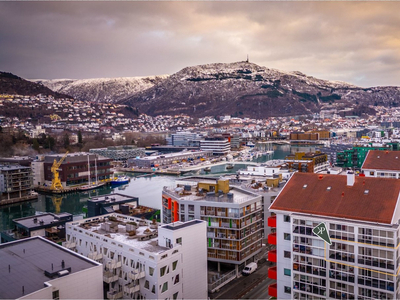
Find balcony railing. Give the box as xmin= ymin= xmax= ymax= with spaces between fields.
xmin=107 ymin=290 xmax=123 ymax=299
xmin=105 ymin=260 xmax=122 ymax=269
xmin=88 ymin=252 xmax=103 ymax=261
xmin=357 ymin=258 xmax=394 ymax=270
xmin=103 ymin=271 xmax=119 ymax=283
xmin=128 ymin=269 xmax=145 ymax=280
xmin=268 ymin=250 xmax=277 ymax=263
xmin=267 ymin=215 xmax=276 ymax=227
xmin=63 ymin=241 xmax=76 ymax=249
xmin=268 ymin=233 xmax=277 ymax=245
xmin=268 ymin=283 xmax=277 ymax=298
xmin=124 ymin=283 xmax=140 ymax=294
xmin=268 ymin=266 xmax=277 ymax=280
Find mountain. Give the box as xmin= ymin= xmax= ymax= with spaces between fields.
xmin=0 ymin=72 xmax=70 ymax=98
xmin=121 ymin=62 xmax=400 ymax=118
xmin=34 ymin=76 xmax=169 ymax=103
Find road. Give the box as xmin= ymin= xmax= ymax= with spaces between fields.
xmin=210 ymin=260 xmax=273 ymax=300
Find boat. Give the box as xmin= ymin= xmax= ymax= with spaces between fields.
xmin=78 ymin=155 xmax=105 ymax=191
xmin=204 ymin=167 xmax=211 ymax=172
xmin=111 ymin=175 xmax=130 ymax=186
xmin=226 ymin=164 xmax=234 ymax=169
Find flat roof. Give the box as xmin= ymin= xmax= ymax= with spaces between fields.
xmin=88 ymin=193 xmax=137 ymax=204
xmin=163 ymin=220 xmax=204 ymax=231
xmin=0 ymin=237 xmax=98 ymax=299
xmin=0 ymin=164 xmax=30 ymax=171
xmin=14 ymin=213 xmax=72 ymax=229
xmin=138 ymin=150 xmax=208 ymax=161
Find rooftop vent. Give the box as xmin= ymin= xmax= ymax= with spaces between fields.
xmin=303 ymin=184 xmax=307 ymax=189
xmin=377 ymin=156 xmax=380 ymax=158
xmin=364 ymin=190 xmax=369 ymax=195
xmin=327 ymin=187 xmax=331 ymax=191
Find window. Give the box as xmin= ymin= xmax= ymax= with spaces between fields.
xmin=172 ymin=260 xmax=178 ymax=271
xmin=284 ymin=286 xmax=291 ymax=294
xmin=173 ymin=292 xmax=179 ymax=300
xmin=284 ymin=233 xmax=291 ymax=241
xmin=284 ymin=215 xmax=290 ymax=222
xmin=144 ymin=280 xmax=150 ymax=289
xmin=151 ymin=285 xmax=155 ymax=294
xmin=149 ymin=267 xmax=154 ymax=276
xmin=161 ymin=282 xmax=168 ymax=293
xmin=174 ymin=274 xmax=180 ymax=284
xmin=284 ymin=268 xmax=291 ymax=276
xmin=160 ymin=266 xmax=167 ymax=277
xmin=52 ymin=290 xmax=59 ymax=300
xmin=176 ymin=237 xmax=182 ymax=244
xmin=284 ymin=251 xmax=291 ymax=259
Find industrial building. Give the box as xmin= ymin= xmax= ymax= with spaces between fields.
xmin=64 ymin=214 xmax=207 ymax=300
xmin=0 ymin=236 xmax=103 ymax=300
xmin=128 ymin=150 xmax=212 ymax=168
xmin=200 ymin=137 xmax=231 ymax=155
xmin=162 ymin=178 xmax=263 ymax=274
xmin=89 ymin=146 xmax=145 ymax=163
xmin=267 ymin=172 xmax=400 ymax=299
xmin=32 ymin=152 xmax=113 ymax=188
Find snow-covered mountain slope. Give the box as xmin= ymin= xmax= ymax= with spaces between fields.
xmin=121 ymin=61 xmax=400 ymax=118
xmin=33 ymin=75 xmax=169 ymax=103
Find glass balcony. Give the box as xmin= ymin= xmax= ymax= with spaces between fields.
xmin=103 ymin=271 xmax=119 ymax=283
xmin=268 ymin=250 xmax=277 ymax=263
xmin=268 ymin=233 xmax=277 ymax=245
xmin=268 ymin=266 xmax=277 ymax=280
xmin=128 ymin=269 xmax=145 ymax=280
xmin=107 ymin=289 xmax=123 ymax=299
xmin=267 ymin=215 xmax=276 ymax=227
xmin=268 ymin=283 xmax=277 ymax=298
xmin=124 ymin=283 xmax=140 ymax=294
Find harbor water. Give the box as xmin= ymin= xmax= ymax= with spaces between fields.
xmin=0 ymin=144 xmax=318 ymax=231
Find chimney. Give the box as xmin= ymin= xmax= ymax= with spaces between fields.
xmin=347 ymin=172 xmax=355 ymax=186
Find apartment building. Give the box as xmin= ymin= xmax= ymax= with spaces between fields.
xmin=0 ymin=164 xmax=34 ymax=201
xmin=162 ymin=178 xmax=263 ymax=273
xmin=362 ymin=150 xmax=400 ymax=178
xmin=64 ymin=214 xmax=207 ymax=300
xmin=267 ymin=172 xmax=400 ymax=300
xmin=0 ymin=236 xmax=103 ymax=300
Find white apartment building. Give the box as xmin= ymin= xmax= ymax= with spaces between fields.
xmin=162 ymin=178 xmax=263 ymax=273
xmin=267 ymin=172 xmax=400 ymax=300
xmin=64 ymin=214 xmax=207 ymax=300
xmin=0 ymin=236 xmax=103 ymax=300
xmin=362 ymin=150 xmax=400 ymax=179
xmin=200 ymin=137 xmax=230 ymax=155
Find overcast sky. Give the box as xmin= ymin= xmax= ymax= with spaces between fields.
xmin=1 ymin=1 xmax=400 ymax=87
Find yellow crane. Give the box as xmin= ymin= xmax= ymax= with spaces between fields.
xmin=50 ymin=152 xmax=69 ymax=190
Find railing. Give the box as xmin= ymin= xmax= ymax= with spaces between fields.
xmin=105 ymin=260 xmax=122 ymax=269
xmin=124 ymin=283 xmax=140 ymax=294
xmin=103 ymin=271 xmax=119 ymax=283
xmin=128 ymin=269 xmax=145 ymax=280
xmin=208 ymin=269 xmax=237 ymax=293
xmin=107 ymin=290 xmax=123 ymax=299
xmin=88 ymin=252 xmax=103 ymax=261
xmin=63 ymin=241 xmax=76 ymax=249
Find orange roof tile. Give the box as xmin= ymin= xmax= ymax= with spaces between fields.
xmin=362 ymin=150 xmax=400 ymax=171
xmin=270 ymin=173 xmax=400 ymax=224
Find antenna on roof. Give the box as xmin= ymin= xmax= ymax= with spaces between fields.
xmin=246 ymin=54 xmax=249 ymax=63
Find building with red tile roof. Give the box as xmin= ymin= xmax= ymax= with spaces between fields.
xmin=362 ymin=150 xmax=400 ymax=178
xmin=266 ymin=172 xmax=400 ymax=300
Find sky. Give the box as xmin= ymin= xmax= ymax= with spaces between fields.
xmin=1 ymin=1 xmax=400 ymax=87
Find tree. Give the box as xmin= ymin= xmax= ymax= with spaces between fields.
xmin=47 ymin=136 xmax=55 ymax=151
xmin=78 ymin=130 xmax=83 ymax=144
xmin=32 ymin=139 xmax=40 ymax=152
xmin=63 ymin=133 xmax=70 ymax=148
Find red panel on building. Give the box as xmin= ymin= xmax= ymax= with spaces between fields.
xmin=267 ymin=215 xmax=276 ymax=227
xmin=268 ymin=233 xmax=277 ymax=245
xmin=268 ymin=283 xmax=277 ymax=298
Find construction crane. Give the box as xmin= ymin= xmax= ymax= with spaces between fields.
xmin=50 ymin=114 xmax=61 ymax=121
xmin=50 ymin=152 xmax=69 ymax=191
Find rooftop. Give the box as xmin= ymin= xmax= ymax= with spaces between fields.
xmin=0 ymin=237 xmax=98 ymax=300
xmin=362 ymin=150 xmax=400 ymax=171
xmin=88 ymin=193 xmax=137 ymax=204
xmin=70 ymin=214 xmax=167 ymax=254
xmin=270 ymin=173 xmax=400 ymax=224
xmin=14 ymin=212 xmax=72 ymax=229
xmin=163 ymin=219 xmax=204 ymax=231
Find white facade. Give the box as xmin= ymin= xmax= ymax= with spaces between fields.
xmin=31 ymin=160 xmax=45 ymax=186
xmin=64 ymin=214 xmax=207 ymax=300
xmin=200 ymin=138 xmax=230 ymax=155
xmin=269 ymin=212 xmax=399 ymax=300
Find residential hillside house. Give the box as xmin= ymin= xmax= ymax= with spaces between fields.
xmin=362 ymin=150 xmax=400 ymax=178
xmin=268 ymin=172 xmax=400 ymax=300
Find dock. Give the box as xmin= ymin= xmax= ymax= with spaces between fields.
xmin=0 ymin=194 xmax=39 ymax=206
